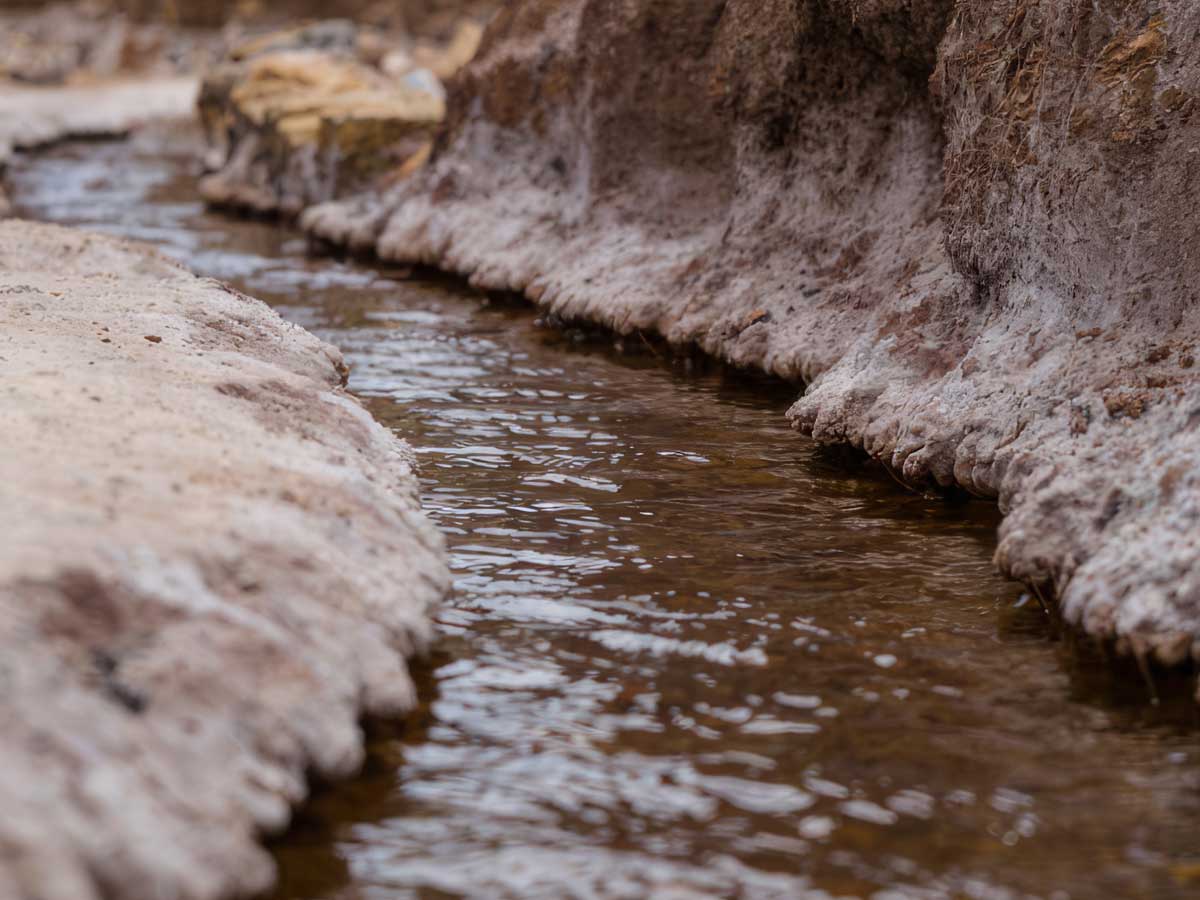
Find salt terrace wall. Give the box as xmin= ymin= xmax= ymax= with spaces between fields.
xmin=302 ymin=0 xmax=1200 ymax=667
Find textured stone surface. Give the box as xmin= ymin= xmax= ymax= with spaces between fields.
xmin=302 ymin=0 xmax=1200 ymax=666
xmin=197 ymin=22 xmax=457 ymax=217
xmin=0 ymin=220 xmax=448 ymax=899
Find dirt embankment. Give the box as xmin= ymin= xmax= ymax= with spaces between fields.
xmin=299 ymin=0 xmax=1200 ymax=669
xmin=0 ymin=221 xmax=448 ymax=899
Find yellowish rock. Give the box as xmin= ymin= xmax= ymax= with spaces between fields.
xmin=198 ymin=20 xmax=479 ymax=218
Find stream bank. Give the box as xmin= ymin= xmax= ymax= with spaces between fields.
xmin=14 ymin=125 xmax=1200 ymax=899
xmin=292 ymin=0 xmax=1200 ymax=671
xmin=0 ymin=217 xmax=447 ymax=900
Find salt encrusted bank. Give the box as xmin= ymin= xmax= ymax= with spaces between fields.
xmin=300 ymin=0 xmax=1200 ymax=670
xmin=0 ymin=221 xmax=448 ymax=900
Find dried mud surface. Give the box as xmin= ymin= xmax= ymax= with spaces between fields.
xmin=0 ymin=221 xmax=447 ymax=899
xmin=302 ymin=0 xmax=1200 ymax=668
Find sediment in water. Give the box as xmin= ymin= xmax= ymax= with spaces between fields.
xmin=0 ymin=220 xmax=448 ymax=899
xmin=294 ymin=0 xmax=1200 ymax=671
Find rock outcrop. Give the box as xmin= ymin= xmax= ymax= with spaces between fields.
xmin=0 ymin=220 xmax=448 ymax=899
xmin=300 ymin=0 xmax=1200 ymax=668
xmin=197 ymin=20 xmax=482 ymax=217
xmin=197 ymin=21 xmax=451 ymax=217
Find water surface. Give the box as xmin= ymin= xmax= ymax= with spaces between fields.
xmin=11 ymin=129 xmax=1200 ymax=899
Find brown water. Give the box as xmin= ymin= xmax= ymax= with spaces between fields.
xmin=12 ymin=130 xmax=1200 ymax=900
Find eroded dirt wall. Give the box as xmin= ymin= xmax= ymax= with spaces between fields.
xmin=302 ymin=0 xmax=1200 ymax=667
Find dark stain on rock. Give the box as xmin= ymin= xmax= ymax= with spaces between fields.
xmin=92 ymin=648 xmax=148 ymax=714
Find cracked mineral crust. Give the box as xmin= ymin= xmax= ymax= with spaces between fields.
xmin=299 ymin=0 xmax=1200 ymax=666
xmin=0 ymin=220 xmax=448 ymax=899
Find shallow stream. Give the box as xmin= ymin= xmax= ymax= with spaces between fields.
xmin=11 ymin=129 xmax=1200 ymax=899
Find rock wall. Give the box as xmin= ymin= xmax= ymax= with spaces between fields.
xmin=302 ymin=0 xmax=1200 ymax=667
xmin=0 ymin=221 xmax=448 ymax=899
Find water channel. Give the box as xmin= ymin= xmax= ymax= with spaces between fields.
xmin=11 ymin=127 xmax=1200 ymax=899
